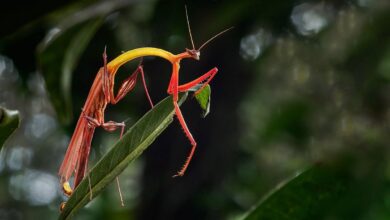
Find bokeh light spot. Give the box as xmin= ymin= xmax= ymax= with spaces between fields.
xmin=9 ymin=170 xmax=58 ymax=206
xmin=291 ymin=3 xmax=334 ymax=36
xmin=240 ymin=29 xmax=272 ymax=61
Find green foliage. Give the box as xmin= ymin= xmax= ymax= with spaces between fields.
xmin=59 ymin=93 xmax=187 ymax=220
xmin=38 ymin=18 xmax=103 ymax=124
xmin=0 ymin=107 xmax=20 ymax=149
xmin=194 ymin=85 xmax=211 ymax=118
xmin=241 ymin=165 xmax=348 ymax=220
xmin=0 ymin=0 xmax=389 ymax=219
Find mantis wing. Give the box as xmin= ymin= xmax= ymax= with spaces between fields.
xmin=59 ymin=117 xmax=87 ymax=183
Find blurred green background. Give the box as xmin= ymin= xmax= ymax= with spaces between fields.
xmin=1 ymin=0 xmax=390 ymax=219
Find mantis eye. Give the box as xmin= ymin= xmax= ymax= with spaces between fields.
xmin=186 ymin=48 xmax=200 ymax=60
xmin=195 ymin=51 xmax=200 ymax=59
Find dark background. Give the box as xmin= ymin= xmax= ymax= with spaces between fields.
xmin=1 ymin=0 xmax=390 ymax=219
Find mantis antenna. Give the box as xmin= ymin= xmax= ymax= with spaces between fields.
xmin=185 ymin=5 xmax=233 ymax=53
xmin=185 ymin=5 xmax=196 ymax=50
xmin=198 ymin=27 xmax=234 ymax=51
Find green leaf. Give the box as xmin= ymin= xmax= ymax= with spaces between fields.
xmin=0 ymin=107 xmax=20 ymax=149
xmin=241 ymin=165 xmax=348 ymax=220
xmin=59 ymin=93 xmax=187 ymax=220
xmin=194 ymin=85 xmax=211 ymax=118
xmin=38 ymin=18 xmax=103 ymax=124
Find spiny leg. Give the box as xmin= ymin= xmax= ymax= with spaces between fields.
xmin=170 ymin=68 xmax=218 ymax=177
xmin=169 ymin=69 xmax=197 ymax=177
xmin=177 ymin=67 xmax=218 ymax=95
xmin=172 ymin=101 xmax=197 ymax=177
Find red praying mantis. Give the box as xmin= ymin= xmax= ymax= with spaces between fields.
xmin=58 ymin=7 xmax=231 ymax=205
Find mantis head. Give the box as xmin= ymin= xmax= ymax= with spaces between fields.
xmin=185 ymin=48 xmax=200 ymax=60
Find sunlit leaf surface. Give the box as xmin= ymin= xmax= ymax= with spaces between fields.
xmin=59 ymin=93 xmax=187 ymax=220
xmin=0 ymin=107 xmax=20 ymax=149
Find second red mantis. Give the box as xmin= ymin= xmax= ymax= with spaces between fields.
xmin=58 ymin=8 xmax=231 ymax=205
